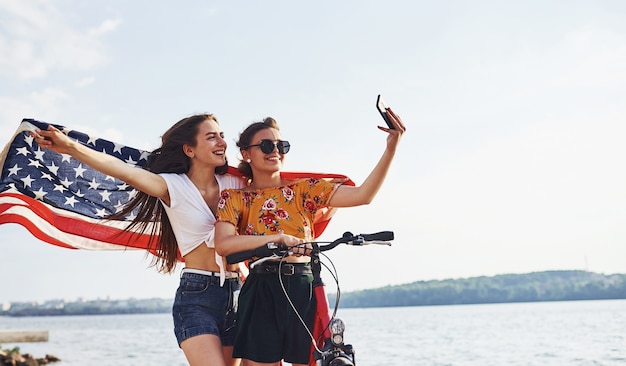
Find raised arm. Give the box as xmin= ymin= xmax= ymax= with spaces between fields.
xmin=328 ymin=107 xmax=406 ymax=208
xmin=33 ymin=125 xmax=169 ymax=203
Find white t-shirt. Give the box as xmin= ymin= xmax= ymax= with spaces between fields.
xmin=159 ymin=173 xmax=245 ymax=284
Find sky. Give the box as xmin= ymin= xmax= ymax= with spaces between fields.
xmin=1 ymin=0 xmax=625 ymax=303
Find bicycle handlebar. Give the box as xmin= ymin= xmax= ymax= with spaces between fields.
xmin=225 ymin=231 xmax=394 ymax=264
xmin=224 ymin=242 xmax=284 ymax=264
xmin=322 ymin=230 xmax=394 ymax=249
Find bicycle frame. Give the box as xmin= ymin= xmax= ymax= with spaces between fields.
xmin=309 ymin=248 xmax=359 ymax=365
xmin=309 ymin=245 xmax=334 ymax=366
xmin=226 ymin=231 xmax=393 ymax=366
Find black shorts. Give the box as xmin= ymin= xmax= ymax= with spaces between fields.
xmin=233 ymin=263 xmax=316 ymax=364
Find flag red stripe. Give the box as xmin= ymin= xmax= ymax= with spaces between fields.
xmin=0 ymin=192 xmax=153 ymax=251
xmin=0 ymin=207 xmax=76 ymax=249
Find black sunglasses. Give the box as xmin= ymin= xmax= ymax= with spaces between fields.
xmin=247 ymin=139 xmax=291 ymax=154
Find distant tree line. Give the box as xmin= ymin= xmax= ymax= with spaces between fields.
xmin=330 ymin=270 xmax=626 ymax=308
xmin=4 ymin=271 xmax=625 ymax=316
xmin=2 ymin=298 xmax=172 ymax=317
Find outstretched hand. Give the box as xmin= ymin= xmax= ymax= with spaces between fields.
xmin=30 ymin=125 xmax=73 ymax=154
xmin=379 ymin=107 xmax=406 ymax=148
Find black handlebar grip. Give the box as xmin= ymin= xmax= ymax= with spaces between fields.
xmin=360 ymin=231 xmax=394 ymax=241
xmin=226 ymin=249 xmax=256 ymax=264
xmin=226 ymin=242 xmax=286 ymax=264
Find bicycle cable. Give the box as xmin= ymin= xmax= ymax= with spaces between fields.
xmin=277 ymin=241 xmax=341 ymax=354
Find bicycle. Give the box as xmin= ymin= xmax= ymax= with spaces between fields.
xmin=226 ymin=230 xmax=394 ymax=366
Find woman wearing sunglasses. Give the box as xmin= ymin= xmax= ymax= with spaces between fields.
xmin=214 ymin=110 xmax=406 ymax=366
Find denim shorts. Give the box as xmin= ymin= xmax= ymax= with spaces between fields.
xmin=172 ymin=271 xmax=241 ymax=347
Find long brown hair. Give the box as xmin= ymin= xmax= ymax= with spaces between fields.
xmin=112 ymin=114 xmax=228 ymax=273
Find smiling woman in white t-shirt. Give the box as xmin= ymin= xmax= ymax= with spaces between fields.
xmin=34 ymin=114 xmax=245 ymax=366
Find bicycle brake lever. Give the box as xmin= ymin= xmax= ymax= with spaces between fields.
xmin=249 ymin=255 xmax=282 ymax=268
xmin=248 ymin=242 xmax=293 ymax=268
xmin=368 ymin=240 xmax=393 ymax=246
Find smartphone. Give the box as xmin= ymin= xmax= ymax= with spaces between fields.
xmin=376 ymin=94 xmax=395 ymax=129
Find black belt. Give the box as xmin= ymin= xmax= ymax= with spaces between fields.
xmin=249 ymin=262 xmax=312 ymax=276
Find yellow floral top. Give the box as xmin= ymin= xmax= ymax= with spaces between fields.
xmin=216 ymin=178 xmax=337 ymax=241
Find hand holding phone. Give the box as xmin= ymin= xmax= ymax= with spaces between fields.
xmin=376 ymin=94 xmax=395 ymax=129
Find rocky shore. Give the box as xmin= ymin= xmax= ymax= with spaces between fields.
xmin=0 ymin=347 xmax=60 ymax=366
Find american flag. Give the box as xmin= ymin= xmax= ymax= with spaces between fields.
xmin=0 ymin=118 xmax=353 ymax=255
xmin=0 ymin=118 xmax=155 ymax=252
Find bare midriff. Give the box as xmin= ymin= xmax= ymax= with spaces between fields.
xmin=183 ymin=243 xmax=240 ymax=272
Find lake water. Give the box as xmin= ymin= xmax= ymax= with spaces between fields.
xmin=1 ymin=299 xmax=624 ymax=365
